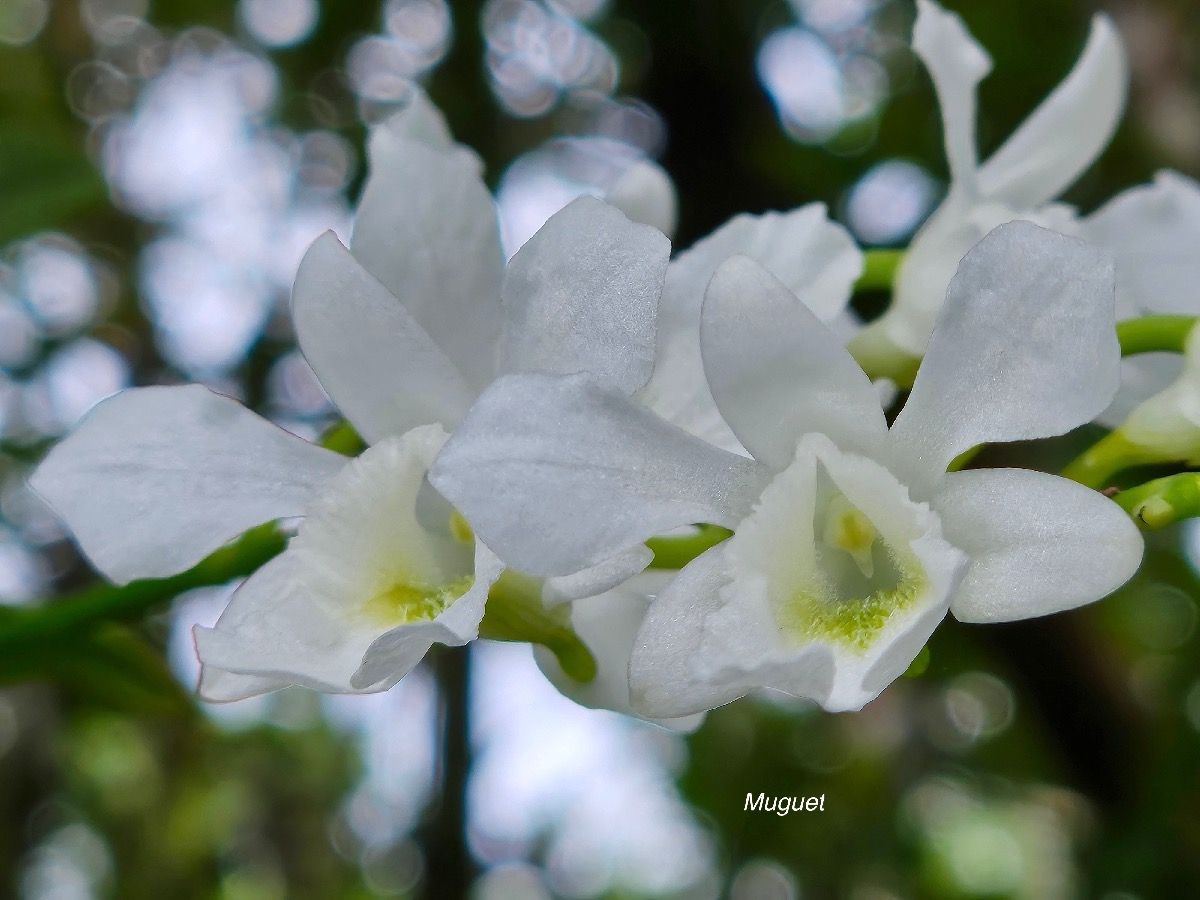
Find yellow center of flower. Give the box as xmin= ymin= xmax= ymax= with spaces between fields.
xmin=822 ymin=495 xmax=878 ymax=578
xmin=775 ymin=490 xmax=926 ymax=652
xmin=362 ymin=575 xmax=475 ymax=626
xmin=448 ymin=510 xmax=474 ymax=543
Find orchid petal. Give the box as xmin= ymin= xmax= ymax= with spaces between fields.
xmin=430 ymin=372 xmax=771 ymax=576
xmin=541 ymin=545 xmax=655 ymax=605
xmin=351 ymin=135 xmax=504 ymax=389
xmin=701 ymin=256 xmax=888 ymax=471
xmin=1084 ymin=170 xmax=1200 ymax=316
xmin=498 ymin=196 xmax=669 ymax=394
xmin=194 ymin=553 xmax=389 ymax=695
xmin=30 ymin=385 xmax=345 ymax=585
xmin=977 ymin=14 xmax=1127 ymax=208
xmin=292 ymin=232 xmax=476 ymax=442
xmin=535 ymin=576 xmax=704 ymax=729
xmin=912 ymin=0 xmax=992 ymax=191
xmin=643 ymin=204 xmax=860 ymax=447
xmin=935 ymin=468 xmax=1143 ymax=622
xmin=889 ymin=221 xmax=1118 ymax=493
xmin=628 ymin=546 xmax=756 ymax=718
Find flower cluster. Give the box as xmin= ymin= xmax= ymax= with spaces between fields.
xmin=39 ymin=0 xmax=1200 ymax=723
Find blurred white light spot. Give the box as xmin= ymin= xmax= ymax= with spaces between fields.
xmin=731 ymin=859 xmax=799 ymax=900
xmin=0 ymin=297 xmax=39 ymax=369
xmin=169 ymin=586 xmax=277 ymax=727
xmin=474 ymin=864 xmax=552 ymax=900
xmin=80 ymin=0 xmax=148 ymax=45
xmin=268 ymin=350 xmax=331 ymax=417
xmin=347 ymin=36 xmax=423 ymax=102
xmin=20 ymin=825 xmax=113 ymax=900
xmin=239 ymin=0 xmax=319 ymax=48
xmin=141 ymin=236 xmax=273 ymax=376
xmin=470 ymin=642 xmax=714 ymax=896
xmin=845 ymin=160 xmax=938 ymax=245
xmin=757 ymin=27 xmax=845 ymax=143
xmin=793 ymin=0 xmax=874 ymax=34
xmin=29 ymin=338 xmax=129 ymax=431
xmin=325 ymin=675 xmax=439 ymax=844
xmin=385 ymin=0 xmax=451 ymax=53
xmin=0 ymin=0 xmax=49 ymax=46
xmin=496 ymin=137 xmax=673 ymax=257
xmin=17 ymin=238 xmax=99 ymax=335
xmin=483 ymin=0 xmax=618 ymax=117
xmin=942 ymin=672 xmax=1015 ymax=745
xmin=1127 ymin=584 xmax=1197 ymax=651
xmin=0 ymin=533 xmax=46 ymax=604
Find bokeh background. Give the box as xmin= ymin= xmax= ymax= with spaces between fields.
xmin=1 ymin=0 xmax=1199 ymax=897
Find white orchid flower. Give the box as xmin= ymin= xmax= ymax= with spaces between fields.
xmin=1083 ymin=170 xmax=1200 ymax=423
xmin=31 ymin=94 xmax=671 ymax=703
xmin=639 ymin=205 xmax=863 ymax=453
xmin=430 ymin=221 xmax=1144 ymax=716
xmin=1064 ymin=322 xmax=1200 ymax=488
xmin=533 ymin=569 xmax=704 ymax=730
xmin=850 ymin=0 xmax=1126 ymax=372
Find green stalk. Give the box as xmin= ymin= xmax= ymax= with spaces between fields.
xmin=0 ymin=523 xmax=287 ymax=654
xmin=1113 ymin=473 xmax=1200 ymax=529
xmin=855 ymin=248 xmax=904 ymax=292
xmin=646 ymin=525 xmax=732 ymax=569
xmin=1116 ymin=315 xmax=1198 ymax=356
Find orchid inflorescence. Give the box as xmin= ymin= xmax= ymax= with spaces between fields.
xmin=28 ymin=1 xmax=1200 ymax=724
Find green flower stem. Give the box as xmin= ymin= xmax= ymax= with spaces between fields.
xmin=646 ymin=525 xmax=732 ymax=569
xmin=0 ymin=523 xmax=287 ymax=655
xmin=845 ymin=325 xmax=922 ymax=388
xmin=478 ymin=569 xmax=597 ymax=682
xmin=1113 ymin=473 xmax=1200 ymax=529
xmin=1116 ymin=315 xmax=1198 ymax=356
xmin=1060 ymin=430 xmax=1157 ymax=490
xmin=855 ymin=248 xmax=904 ymax=292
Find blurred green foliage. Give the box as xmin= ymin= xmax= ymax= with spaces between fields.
xmin=2 ymin=0 xmax=1200 ymax=898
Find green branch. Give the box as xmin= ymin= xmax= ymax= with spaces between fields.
xmin=646 ymin=525 xmax=732 ymax=569
xmin=0 ymin=524 xmax=287 ymax=655
xmin=1113 ymin=473 xmax=1200 ymax=529
xmin=855 ymin=248 xmax=904 ymax=292
xmin=1116 ymin=315 xmax=1198 ymax=356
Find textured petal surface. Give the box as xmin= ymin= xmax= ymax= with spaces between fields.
xmin=912 ymin=0 xmax=991 ymax=191
xmin=197 ymin=667 xmax=292 ymax=703
xmin=643 ymin=205 xmax=860 ymax=448
xmin=535 ymin=574 xmax=703 ymax=729
xmin=289 ymin=426 xmax=470 ymax=600
xmin=889 ymin=221 xmax=1119 ymax=493
xmin=541 ymin=545 xmax=655 ymax=605
xmin=977 ymin=14 xmax=1127 ymax=208
xmin=194 ymin=553 xmax=388 ymax=695
xmin=659 ymin=204 xmax=862 ymax=335
xmin=30 ymin=385 xmax=345 ymax=585
xmin=292 ymin=232 xmax=476 ymax=442
xmin=935 ymin=468 xmax=1143 ymax=623
xmin=350 ymin=134 xmax=504 ymax=389
xmin=197 ymin=426 xmax=495 ymax=696
xmin=702 ymin=256 xmax=887 ymax=470
xmin=703 ymin=434 xmax=965 ymax=712
xmin=497 ymin=196 xmax=669 ymax=394
xmin=430 ymin=372 xmax=771 ymax=576
xmin=353 ymin=541 xmax=503 ymax=689
xmin=628 ymin=546 xmax=757 ymax=718
xmin=1085 ymin=170 xmax=1200 ymax=315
